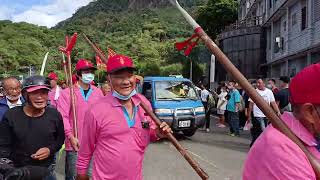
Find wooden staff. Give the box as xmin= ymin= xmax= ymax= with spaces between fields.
xmin=59 ymin=33 xmax=78 ymax=138
xmin=82 ymin=32 xmax=209 ymax=180
xmin=82 ymin=33 xmax=108 ymax=64
xmin=61 ymin=52 xmax=70 ymax=86
xmin=169 ymin=0 xmax=320 ymax=178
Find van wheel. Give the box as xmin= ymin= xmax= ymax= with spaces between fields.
xmin=182 ymin=129 xmax=197 ymax=137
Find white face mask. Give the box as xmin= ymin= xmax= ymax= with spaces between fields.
xmin=266 ymin=84 xmax=272 ymax=89
xmin=6 ymin=94 xmax=21 ymax=101
xmin=81 ymin=73 xmax=95 ymax=84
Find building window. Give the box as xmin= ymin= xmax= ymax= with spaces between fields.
xmin=283 ymin=21 xmax=287 ymax=31
xmin=291 ymin=13 xmax=297 ymax=26
xmin=269 ymin=0 xmax=272 ymax=8
xmin=301 ymin=6 xmax=307 ymax=30
xmin=274 ymin=37 xmax=283 ymax=53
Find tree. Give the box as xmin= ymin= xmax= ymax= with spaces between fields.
xmin=196 ymin=0 xmax=238 ymax=39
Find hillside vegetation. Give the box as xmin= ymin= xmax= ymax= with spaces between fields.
xmin=0 ymin=0 xmax=237 ymax=83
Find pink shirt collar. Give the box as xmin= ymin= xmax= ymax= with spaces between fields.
xmin=282 ymin=112 xmax=318 ymax=147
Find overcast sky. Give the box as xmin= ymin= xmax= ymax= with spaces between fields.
xmin=0 ymin=0 xmax=94 ymax=27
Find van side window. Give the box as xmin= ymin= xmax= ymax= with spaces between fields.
xmin=142 ymin=82 xmax=152 ymax=100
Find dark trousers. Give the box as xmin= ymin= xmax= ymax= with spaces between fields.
xmin=202 ymin=102 xmax=211 ymax=129
xmin=250 ymin=117 xmax=268 ymax=147
xmin=239 ymin=111 xmax=246 ymax=128
xmin=227 ymin=111 xmax=240 ymax=135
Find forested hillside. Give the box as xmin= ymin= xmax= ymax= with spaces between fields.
xmin=0 ymin=0 xmax=237 ymax=83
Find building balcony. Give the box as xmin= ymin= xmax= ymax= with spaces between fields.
xmin=223 ymin=16 xmax=263 ymax=32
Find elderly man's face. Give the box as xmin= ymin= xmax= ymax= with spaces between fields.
xmin=296 ymin=104 xmax=320 ymax=136
xmin=50 ymin=79 xmax=57 ymax=88
xmin=109 ymin=70 xmax=136 ymax=96
xmin=27 ymin=89 xmax=49 ymax=110
xmin=101 ymin=83 xmax=111 ymax=96
xmin=3 ymin=79 xmax=21 ymax=101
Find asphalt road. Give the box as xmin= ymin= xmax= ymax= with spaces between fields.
xmin=56 ymin=117 xmax=251 ymax=180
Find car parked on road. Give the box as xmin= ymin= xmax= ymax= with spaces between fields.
xmin=141 ymin=76 xmax=205 ymax=136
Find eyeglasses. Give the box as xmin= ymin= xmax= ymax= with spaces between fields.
xmin=5 ymin=87 xmax=21 ymax=93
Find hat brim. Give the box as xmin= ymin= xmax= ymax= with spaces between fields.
xmin=48 ymin=77 xmax=58 ymax=81
xmin=78 ymin=67 xmax=97 ymax=71
xmin=108 ymin=67 xmax=136 ymax=74
xmin=26 ymin=86 xmax=51 ymax=93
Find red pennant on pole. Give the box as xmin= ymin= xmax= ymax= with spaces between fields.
xmin=96 ymin=54 xmax=103 ymax=65
xmin=184 ymin=37 xmax=200 ymax=56
xmin=107 ymin=47 xmax=117 ymax=59
xmin=66 ymin=33 xmax=77 ymax=52
xmin=175 ymin=33 xmax=200 ymax=56
xmin=175 ymin=34 xmax=198 ymax=51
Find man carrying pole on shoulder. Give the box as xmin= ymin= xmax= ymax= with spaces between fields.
xmin=76 ymin=54 xmax=172 ymax=180
xmin=57 ymin=59 xmax=103 ymax=180
xmin=243 ymin=64 xmax=320 ymax=180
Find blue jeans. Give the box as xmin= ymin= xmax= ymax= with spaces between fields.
xmin=65 ymin=151 xmax=92 ymax=180
xmin=227 ymin=111 xmax=240 ymax=135
xmin=44 ymin=153 xmax=58 ymax=180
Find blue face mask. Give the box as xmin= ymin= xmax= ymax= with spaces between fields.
xmin=112 ymin=89 xmax=137 ymax=101
xmin=81 ymin=73 xmax=95 ymax=84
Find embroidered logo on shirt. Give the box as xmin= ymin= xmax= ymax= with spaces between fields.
xmin=120 ymin=57 xmax=125 ymax=65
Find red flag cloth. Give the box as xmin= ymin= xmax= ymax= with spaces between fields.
xmin=96 ymin=55 xmax=103 ymax=65
xmin=96 ymin=54 xmax=106 ymax=70
xmin=175 ymin=34 xmax=198 ymax=51
xmin=175 ymin=33 xmax=200 ymax=57
xmin=184 ymin=37 xmax=200 ymax=56
xmin=108 ymin=47 xmax=117 ymax=59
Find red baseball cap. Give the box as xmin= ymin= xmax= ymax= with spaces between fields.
xmin=26 ymin=86 xmax=51 ymax=93
xmin=289 ymin=63 xmax=320 ymax=104
xmin=107 ymin=54 xmax=136 ymax=74
xmin=76 ymin=59 xmax=97 ymax=71
xmin=48 ymin=72 xmax=58 ymax=81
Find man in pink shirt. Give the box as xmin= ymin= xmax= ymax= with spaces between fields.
xmin=76 ymin=54 xmax=172 ymax=180
xmin=48 ymin=72 xmax=60 ymax=108
xmin=57 ymin=59 xmax=104 ymax=180
xmin=243 ymin=63 xmax=320 ymax=180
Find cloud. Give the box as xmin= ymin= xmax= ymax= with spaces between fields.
xmin=0 ymin=6 xmax=14 ymax=20
xmin=12 ymin=0 xmax=94 ymax=27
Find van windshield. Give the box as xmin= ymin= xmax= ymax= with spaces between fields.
xmin=155 ymin=81 xmax=198 ymax=101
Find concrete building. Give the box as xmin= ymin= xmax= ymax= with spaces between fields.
xmin=263 ymin=0 xmax=320 ymax=78
xmin=217 ymin=0 xmax=320 ymax=80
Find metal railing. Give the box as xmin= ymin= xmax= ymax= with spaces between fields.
xmin=224 ymin=16 xmax=263 ymax=31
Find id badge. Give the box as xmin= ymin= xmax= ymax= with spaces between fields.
xmin=141 ymin=120 xmax=150 ymax=129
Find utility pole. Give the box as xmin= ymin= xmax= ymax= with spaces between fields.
xmin=210 ymin=54 xmax=216 ymax=90
xmin=189 ymin=57 xmax=192 ymax=82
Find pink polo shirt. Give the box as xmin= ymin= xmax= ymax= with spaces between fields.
xmin=48 ymin=86 xmax=60 ymax=108
xmin=57 ymin=85 xmax=104 ymax=151
xmin=243 ymin=112 xmax=320 ymax=180
xmin=76 ymin=93 xmax=158 ymax=180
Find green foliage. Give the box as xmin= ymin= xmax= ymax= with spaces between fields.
xmin=0 ymin=20 xmax=65 ymax=76
xmin=196 ymin=0 xmax=238 ymax=39
xmin=0 ymin=0 xmax=234 ymax=84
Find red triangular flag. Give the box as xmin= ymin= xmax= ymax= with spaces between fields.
xmin=184 ymin=37 xmax=200 ymax=56
xmin=108 ymin=47 xmax=117 ymax=59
